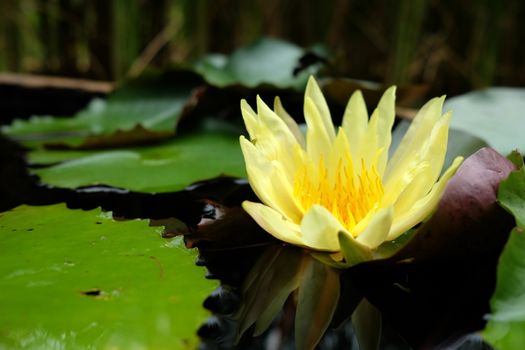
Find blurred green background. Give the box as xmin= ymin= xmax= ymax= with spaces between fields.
xmin=1 ymin=0 xmax=524 ymax=95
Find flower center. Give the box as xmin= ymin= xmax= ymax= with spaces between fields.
xmin=293 ymin=153 xmax=384 ymax=236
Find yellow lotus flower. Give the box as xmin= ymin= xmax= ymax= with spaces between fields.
xmin=239 ymin=77 xmax=462 ymax=260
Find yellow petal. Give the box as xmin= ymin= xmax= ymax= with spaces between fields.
xmin=419 ymin=111 xmax=452 ymax=182
xmin=355 ymin=207 xmax=393 ymax=249
xmin=300 ymin=205 xmax=347 ymax=251
xmin=242 ymin=201 xmax=304 ymax=246
xmin=305 ymin=96 xmax=333 ymax=163
xmin=388 ymin=156 xmax=463 ymax=240
xmin=392 ymin=112 xmax=452 ymax=214
xmin=246 ymin=96 xmax=303 ymax=178
xmin=274 ymin=96 xmax=306 ymax=147
xmin=342 ymin=90 xmax=368 ymax=160
xmin=305 ymin=77 xmax=336 ymax=140
xmin=327 ymin=128 xmax=354 ymax=183
xmin=240 ymin=99 xmax=258 ymax=140
xmin=371 ymin=86 xmax=396 ymax=175
xmin=381 ymin=159 xmax=429 ymax=207
xmin=391 ymin=165 xmax=433 ymax=213
xmin=384 ymin=96 xmax=445 ymax=182
xmin=355 ymin=86 xmax=396 ymax=173
xmin=240 ymin=137 xmax=303 ymax=221
xmin=256 ymin=96 xmax=300 ymax=152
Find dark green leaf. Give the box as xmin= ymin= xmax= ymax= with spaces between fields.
xmin=497 ymin=166 xmax=525 ymax=228
xmin=194 ymin=38 xmax=324 ymax=89
xmin=483 ymin=166 xmax=525 ymax=349
xmin=2 ymin=71 xmax=202 ymax=148
xmin=0 ymin=204 xmax=216 ymax=349
xmin=28 ymin=148 xmax=98 ymax=164
xmin=506 ymin=151 xmax=524 ymax=169
xmin=483 ymin=228 xmax=525 ymax=350
xmin=31 ymin=128 xmax=245 ymax=193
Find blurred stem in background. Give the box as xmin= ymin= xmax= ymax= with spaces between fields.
xmin=387 ymin=0 xmax=427 ymax=85
xmin=112 ymin=0 xmax=140 ymax=79
xmin=1 ymin=0 xmax=22 ymax=72
xmin=38 ymin=0 xmax=59 ymax=73
xmin=0 ymin=0 xmax=523 ymax=95
xmin=468 ymin=0 xmax=502 ymax=88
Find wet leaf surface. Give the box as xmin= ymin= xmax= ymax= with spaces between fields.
xmin=31 ymin=126 xmax=245 ymax=193
xmin=0 ymin=132 xmax=249 ymax=230
xmin=0 ymin=204 xmax=217 ymax=349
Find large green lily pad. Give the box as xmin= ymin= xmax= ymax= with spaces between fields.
xmin=444 ymin=88 xmax=525 ymax=155
xmin=31 ymin=127 xmax=245 ymax=192
xmin=0 ymin=204 xmax=216 ymax=349
xmin=483 ymin=166 xmax=525 ymax=349
xmin=193 ymin=37 xmax=323 ymax=89
xmin=2 ymin=71 xmax=202 ymax=148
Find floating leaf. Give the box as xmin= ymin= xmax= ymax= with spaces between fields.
xmin=2 ymin=71 xmax=202 ymax=148
xmin=506 ymin=150 xmax=524 ymax=169
xmin=497 ymin=165 xmax=525 ymax=228
xmin=194 ymin=38 xmax=324 ymax=89
xmin=0 ymin=204 xmax=216 ymax=349
xmin=28 ymin=147 xmax=100 ymax=164
xmin=483 ymin=165 xmax=525 ymax=349
xmin=31 ymin=127 xmax=245 ymax=193
xmin=445 ymin=87 xmax=525 ymax=155
xmin=483 ymin=229 xmax=525 ymax=349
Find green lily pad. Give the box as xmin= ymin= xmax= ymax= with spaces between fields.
xmin=498 ymin=164 xmax=525 ymax=229
xmin=483 ymin=165 xmax=525 ymax=349
xmin=28 ymin=148 xmax=100 ymax=165
xmin=2 ymin=71 xmax=202 ymax=148
xmin=193 ymin=37 xmax=324 ymax=89
xmin=0 ymin=204 xmax=216 ymax=349
xmin=31 ymin=127 xmax=245 ymax=193
xmin=444 ymin=88 xmax=525 ymax=155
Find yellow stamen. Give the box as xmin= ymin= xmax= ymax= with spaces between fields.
xmin=293 ymin=151 xmax=384 ymax=237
